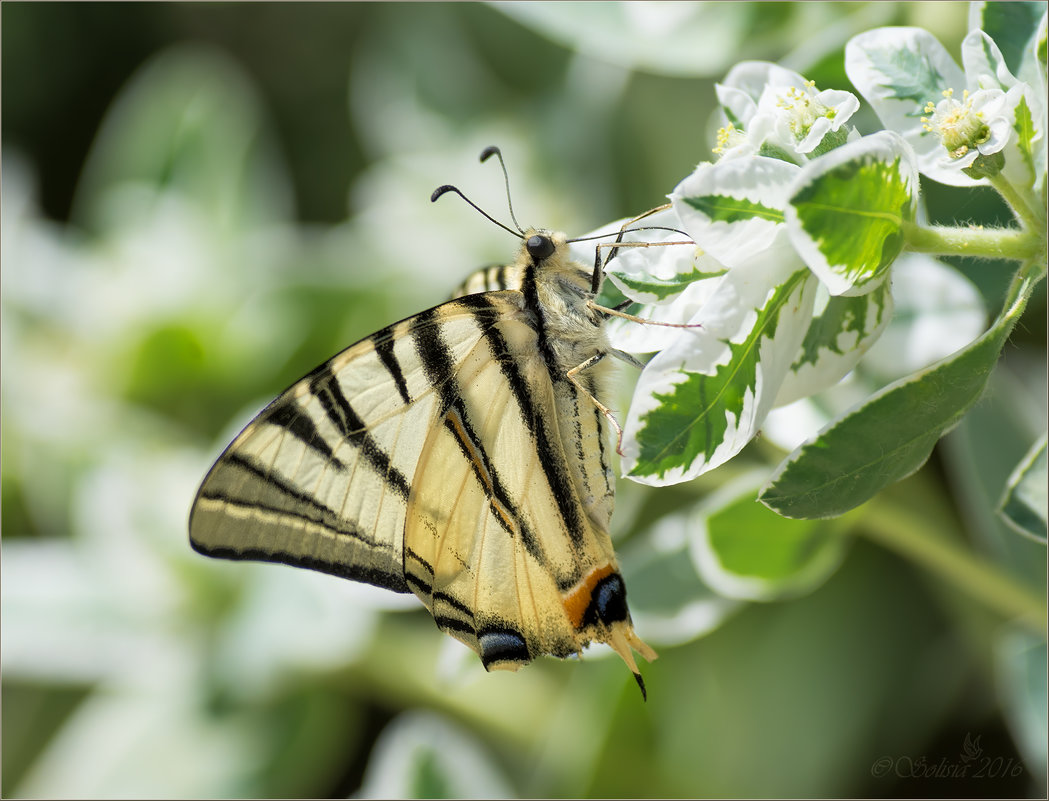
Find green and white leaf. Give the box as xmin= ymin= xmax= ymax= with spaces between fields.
xmin=773 ymin=277 xmax=893 ymax=408
xmin=622 ymin=242 xmax=817 ymax=486
xmin=606 ymin=275 xmax=726 ymax=354
xmin=608 ymin=262 xmax=727 ymax=306
xmin=616 ymin=512 xmax=740 ymax=646
xmin=969 ymin=1 xmax=1048 ymax=82
xmin=690 ymin=471 xmax=847 ymax=601
xmin=786 ymin=131 xmax=917 ymax=297
xmin=764 ymin=253 xmax=986 ymax=452
xmin=963 ymin=28 xmax=1022 ymax=92
xmin=670 ymin=156 xmax=800 ymax=268
xmin=759 ymin=269 xmax=1038 ymax=519
xmin=999 ymin=432 xmax=1048 ymax=544
xmin=844 ymin=27 xmax=977 ymax=187
xmin=604 ymin=226 xmax=727 ymax=352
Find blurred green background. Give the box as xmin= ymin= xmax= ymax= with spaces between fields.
xmin=3 ymin=2 xmax=1045 ymax=798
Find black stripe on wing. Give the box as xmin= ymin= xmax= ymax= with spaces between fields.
xmin=194 ymin=453 xmax=395 ymax=553
xmin=373 ymin=335 xmax=413 ymax=405
xmin=410 ymin=298 xmax=552 ymax=563
xmin=442 ymin=402 xmax=518 ymax=539
xmin=460 ymin=294 xmax=589 ymax=551
xmin=194 ymin=543 xmax=410 ymax=593
xmin=307 ymin=365 xmax=411 ymax=500
xmin=404 ymin=546 xmax=481 ymax=642
xmin=267 ymin=401 xmax=346 ymax=470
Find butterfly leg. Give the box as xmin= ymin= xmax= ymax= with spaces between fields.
xmin=565 ymin=352 xmax=628 ymax=456
xmin=589 ymin=203 xmax=680 ymax=293
xmin=588 ymin=300 xmax=704 ymax=330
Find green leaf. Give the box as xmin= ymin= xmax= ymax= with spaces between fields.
xmin=787 ymin=131 xmax=917 ymax=296
xmin=973 ymin=1 xmax=1047 ymax=78
xmin=996 ymin=627 xmax=1048 ymax=778
xmin=70 ymin=44 xmax=291 ymax=234
xmin=759 ymin=269 xmax=1039 ymax=519
xmin=611 ymin=264 xmax=727 ymax=302
xmin=999 ymin=433 xmax=1048 ymax=543
xmin=861 ymin=42 xmax=951 ymax=106
xmin=616 ymin=511 xmax=739 ymax=646
xmin=624 ymin=260 xmax=815 ymax=485
xmin=1013 ymin=94 xmax=1038 ymax=181
xmin=683 ymin=194 xmax=784 ymax=224
xmin=693 ymin=474 xmax=847 ymax=600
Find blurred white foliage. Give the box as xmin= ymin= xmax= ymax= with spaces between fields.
xmin=13 ymin=673 xmax=260 ymax=799
xmin=354 ymin=711 xmax=515 ymax=799
xmin=0 ymin=45 xmax=413 ymax=796
xmin=492 ymin=1 xmax=903 ymax=76
xmin=617 ymin=512 xmax=740 ymax=646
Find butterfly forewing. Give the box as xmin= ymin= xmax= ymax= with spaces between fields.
xmin=189 ymin=297 xmax=515 ymax=592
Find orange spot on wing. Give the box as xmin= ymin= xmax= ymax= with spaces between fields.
xmin=562 ymin=563 xmax=615 ymax=629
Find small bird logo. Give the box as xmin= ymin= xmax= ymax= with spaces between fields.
xmin=959 ymin=732 xmax=983 ymax=763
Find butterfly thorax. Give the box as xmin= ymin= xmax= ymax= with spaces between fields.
xmin=516 ymin=229 xmax=611 ymax=378
xmin=507 ymin=229 xmax=618 ymax=536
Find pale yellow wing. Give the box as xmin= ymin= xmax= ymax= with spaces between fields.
xmin=190 ymin=285 xmax=655 ymax=693
xmin=189 ymin=293 xmax=523 ymax=594
xmin=400 ymin=304 xmax=655 ymax=691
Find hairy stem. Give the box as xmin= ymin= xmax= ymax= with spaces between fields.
xmin=989 ymin=173 xmax=1044 ymax=230
xmin=902 ymin=221 xmax=1044 ymax=262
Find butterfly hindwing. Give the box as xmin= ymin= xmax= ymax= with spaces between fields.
xmin=404 ymin=303 xmax=604 ymax=666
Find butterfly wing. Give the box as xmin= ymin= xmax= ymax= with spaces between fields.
xmin=401 ymin=296 xmax=655 ymax=685
xmin=189 ymin=293 xmax=523 ymax=594
xmin=190 ymin=283 xmax=655 ymax=691
xmin=403 ymin=306 xmax=589 ymax=666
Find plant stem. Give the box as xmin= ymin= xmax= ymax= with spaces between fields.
xmin=860 ymin=499 xmax=1047 ymax=634
xmin=989 ymin=173 xmax=1043 ymax=230
xmin=902 ymin=221 xmax=1045 ymax=261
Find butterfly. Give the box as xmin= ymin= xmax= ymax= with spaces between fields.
xmin=189 ymin=147 xmax=670 ymax=698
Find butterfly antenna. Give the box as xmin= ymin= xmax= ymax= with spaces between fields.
xmin=431 ymin=184 xmax=524 ymax=239
xmin=567 ymin=225 xmax=691 ymax=244
xmin=479 ymin=145 xmax=525 ymax=234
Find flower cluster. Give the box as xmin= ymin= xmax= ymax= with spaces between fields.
xmin=602 ymin=5 xmax=1046 ymax=520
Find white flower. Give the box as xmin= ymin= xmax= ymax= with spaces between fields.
xmin=920 ymin=87 xmax=1014 ymax=169
xmin=713 ymin=62 xmax=858 ymax=160
xmin=846 ymin=26 xmax=1044 ymax=186
xmin=759 ymin=80 xmax=859 ymax=155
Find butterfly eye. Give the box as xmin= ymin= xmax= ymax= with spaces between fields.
xmin=526 ymin=234 xmax=555 ymax=262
